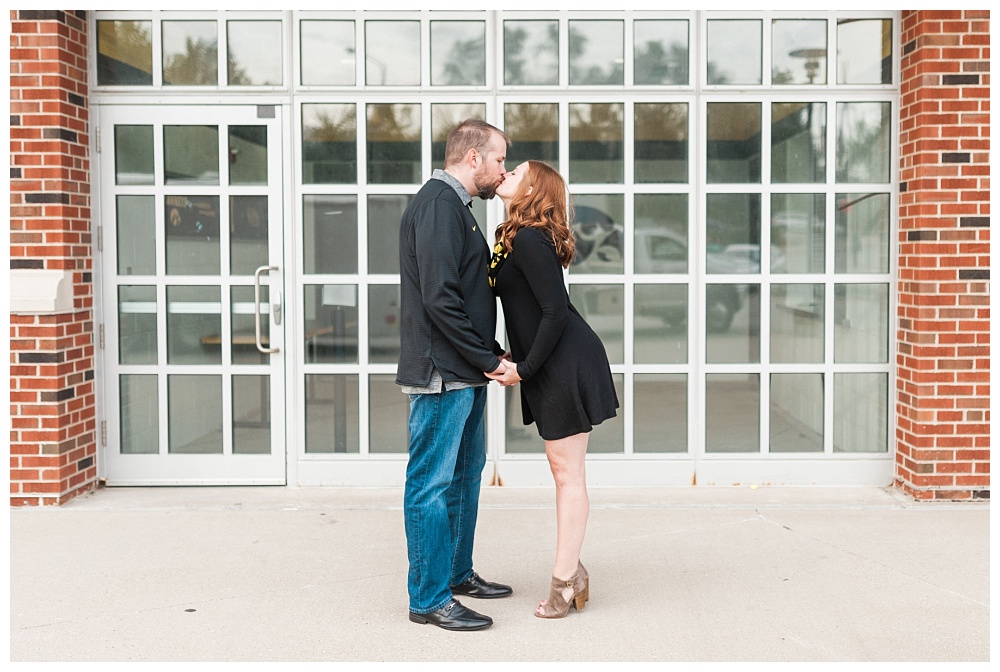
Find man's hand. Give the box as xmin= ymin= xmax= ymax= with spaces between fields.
xmin=492 ymin=362 xmax=522 ymax=387
xmin=485 ymin=360 xmax=507 ymax=381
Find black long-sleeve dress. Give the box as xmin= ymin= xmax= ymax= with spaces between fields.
xmin=491 ymin=226 xmax=619 ymax=440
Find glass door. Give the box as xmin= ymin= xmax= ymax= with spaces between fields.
xmin=98 ymin=104 xmax=286 ymax=484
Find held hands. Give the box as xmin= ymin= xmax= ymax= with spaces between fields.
xmin=485 ymin=357 xmax=521 ymax=387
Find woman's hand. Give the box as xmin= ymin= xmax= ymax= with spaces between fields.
xmin=495 ymin=362 xmax=522 ymax=387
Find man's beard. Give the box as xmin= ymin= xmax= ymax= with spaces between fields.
xmin=474 ymin=173 xmax=500 ymax=200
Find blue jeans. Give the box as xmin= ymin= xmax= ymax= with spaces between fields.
xmin=404 ymin=386 xmax=487 ymax=613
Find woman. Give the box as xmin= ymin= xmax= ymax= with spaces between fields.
xmin=489 ymin=160 xmax=619 ymax=618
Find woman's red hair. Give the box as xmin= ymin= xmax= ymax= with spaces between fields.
xmin=496 ymin=160 xmax=575 ymax=268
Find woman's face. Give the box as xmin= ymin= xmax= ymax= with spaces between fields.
xmin=496 ymin=161 xmax=530 ymax=201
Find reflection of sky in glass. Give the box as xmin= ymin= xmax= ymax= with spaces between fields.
xmin=838 ymin=19 xmax=891 ymax=84
xmin=569 ymin=20 xmax=624 ymax=84
xmin=836 ymin=102 xmax=890 ymax=182
xmin=228 ymin=21 xmax=282 ymax=85
xmin=707 ymin=20 xmax=761 ymax=85
xmin=504 ymin=21 xmax=558 ymax=85
xmin=366 ymin=21 xmax=420 ymax=85
xmin=301 ymin=21 xmax=355 ymax=86
xmin=163 ymin=21 xmax=216 ymax=60
xmin=772 ymin=20 xmax=827 ymax=85
xmin=431 ymin=22 xmax=485 ymax=85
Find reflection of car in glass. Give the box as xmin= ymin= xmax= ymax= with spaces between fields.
xmin=633 ymin=229 xmax=743 ymax=332
xmin=571 ymin=205 xmax=623 ymax=268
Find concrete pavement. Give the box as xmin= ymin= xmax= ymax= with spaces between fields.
xmin=8 ymin=485 xmax=990 ymax=662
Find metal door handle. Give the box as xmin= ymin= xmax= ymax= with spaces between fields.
xmin=254 ymin=265 xmax=280 ymax=354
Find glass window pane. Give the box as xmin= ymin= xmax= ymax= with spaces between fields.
xmin=634 ymin=284 xmax=687 ymax=363
xmin=367 ymin=103 xmax=421 ymax=184
xmin=164 ymin=125 xmax=219 ymax=185
xmin=569 ymin=20 xmax=624 ymax=85
xmin=305 ymin=374 xmax=359 ymax=454
xmin=707 ymin=20 xmax=761 ymax=85
xmin=634 ymin=194 xmax=688 ymax=274
xmin=706 ymin=373 xmax=759 ymax=453
xmin=771 ymin=102 xmax=826 ymax=183
xmin=634 ymin=374 xmax=687 ymax=453
xmin=365 ymin=21 xmax=420 ymax=86
xmin=115 ymin=125 xmax=154 ymax=185
xmin=116 ymin=195 xmax=156 ymax=275
xmin=707 ymin=103 xmax=761 ymax=183
xmin=165 ymin=195 xmax=220 ymax=275
xmin=300 ymin=20 xmax=356 ymax=86
xmin=229 ymin=126 xmax=267 ymax=186
xmin=118 ymin=285 xmax=157 ymax=365
xmin=370 ymin=374 xmax=409 ymax=453
xmin=168 ymin=375 xmax=222 ymax=453
xmin=120 ymin=374 xmax=158 ymax=454
xmin=835 ymin=192 xmax=890 ymax=273
xmin=431 ymin=21 xmax=486 ymax=86
xmin=834 ymin=373 xmax=888 ymax=452
xmin=838 ymin=19 xmax=892 ymax=85
xmin=305 ymin=285 xmax=358 ymax=364
xmin=504 ymin=20 xmax=559 ymax=85
xmin=231 ymin=285 xmax=267 ymax=366
xmin=230 ymin=195 xmax=268 ymax=276
xmin=770 ymin=373 xmax=823 ymax=453
xmin=707 ymin=284 xmax=760 ymax=361
xmin=227 ymin=21 xmax=282 ymax=86
xmin=571 ymin=194 xmax=624 ymax=274
xmin=166 ymin=285 xmax=221 ymax=365
xmin=368 ymin=195 xmax=412 ymax=274
xmin=834 ymin=283 xmax=889 ymax=363
xmin=836 ymin=102 xmax=891 ymax=183
xmin=432 ymin=103 xmax=487 ymax=167
xmin=634 ymin=20 xmax=689 ymax=86
xmin=773 ymin=20 xmax=827 ymax=85
xmin=302 ymin=103 xmax=357 ymax=184
xmin=771 ymin=284 xmax=824 ymax=363
xmin=233 ymin=375 xmax=270 ymax=454
xmin=635 ymin=103 xmax=688 ymax=183
xmin=569 ymin=284 xmax=623 ymax=364
xmin=162 ymin=21 xmax=218 ymax=86
xmin=369 ymin=285 xmax=401 ymax=365
xmin=504 ymin=103 xmax=559 ymax=169
xmin=569 ymin=103 xmax=624 ymax=184
xmin=303 ymin=195 xmax=358 ymax=275
xmin=771 ymin=193 xmax=825 ymax=274
xmin=97 ymin=20 xmax=153 ymax=86
xmin=706 ymin=193 xmax=762 ymax=274
xmin=588 ymin=374 xmax=624 ymax=454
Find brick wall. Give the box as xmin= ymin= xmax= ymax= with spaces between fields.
xmin=10 ymin=10 xmax=97 ymax=506
xmin=897 ymin=10 xmax=990 ymax=500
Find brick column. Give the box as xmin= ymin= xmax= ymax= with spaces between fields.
xmin=10 ymin=10 xmax=96 ymax=506
xmin=896 ymin=10 xmax=990 ymax=500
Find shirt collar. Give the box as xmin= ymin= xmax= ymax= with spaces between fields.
xmin=431 ymin=169 xmax=473 ymax=208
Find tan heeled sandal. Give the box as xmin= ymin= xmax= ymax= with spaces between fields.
xmin=535 ymin=568 xmax=588 ymax=619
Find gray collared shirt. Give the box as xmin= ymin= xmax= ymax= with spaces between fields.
xmin=401 ymin=170 xmax=487 ymax=395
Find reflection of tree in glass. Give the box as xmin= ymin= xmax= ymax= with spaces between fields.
xmin=570 ymin=103 xmax=624 ymax=141
xmin=706 ymin=60 xmax=730 ymax=85
xmin=772 ymin=69 xmax=794 ymax=84
xmin=504 ymin=22 xmax=558 ymax=85
xmin=438 ymin=34 xmax=485 ymax=85
xmin=569 ymin=26 xmax=623 ymax=85
xmin=164 ymin=37 xmax=220 ymax=85
xmin=305 ymin=106 xmax=356 ymax=142
xmin=227 ymin=49 xmax=253 ymax=86
xmin=98 ymin=21 xmax=153 ymax=84
xmin=368 ymin=104 xmax=420 ymax=142
xmin=634 ymin=103 xmax=686 ymax=142
xmin=505 ymin=104 xmax=559 ymax=165
xmin=635 ymin=41 xmax=689 ymax=85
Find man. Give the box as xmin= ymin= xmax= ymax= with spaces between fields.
xmin=396 ymin=119 xmax=514 ymax=631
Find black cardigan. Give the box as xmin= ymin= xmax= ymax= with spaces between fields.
xmin=395 ymin=178 xmax=502 ymax=387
